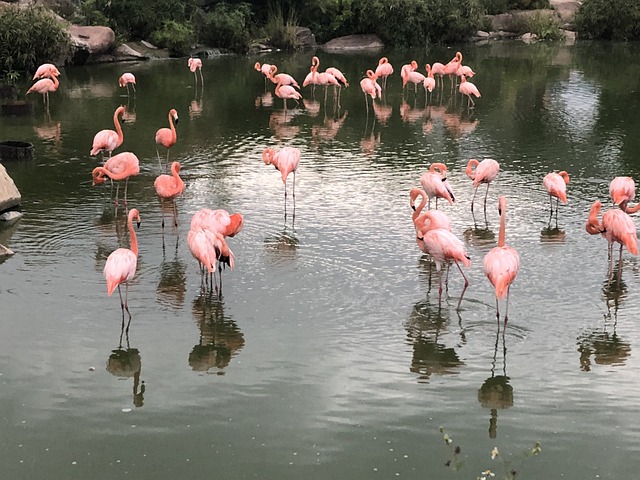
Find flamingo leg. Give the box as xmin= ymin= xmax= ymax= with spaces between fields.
xmin=471 ymin=186 xmax=479 ymax=212
xmin=484 ymin=183 xmax=491 ymax=211
xmin=173 ymin=200 xmax=178 ymax=227
xmin=123 ymin=178 xmax=129 ymax=209
xmin=504 ymin=288 xmax=511 ymax=324
xmin=455 ymin=261 xmax=469 ymax=310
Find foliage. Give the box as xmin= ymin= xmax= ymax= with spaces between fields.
xmin=150 ymin=20 xmax=195 ymax=57
xmin=0 ymin=5 xmax=71 ymax=77
xmin=263 ymin=2 xmax=299 ymax=50
xmin=516 ymin=11 xmax=563 ymax=40
xmin=194 ymin=3 xmax=252 ymax=52
xmin=480 ymin=0 xmax=550 ymax=15
xmin=70 ymin=0 xmax=109 ymax=27
xmin=575 ymin=0 xmax=640 ymax=40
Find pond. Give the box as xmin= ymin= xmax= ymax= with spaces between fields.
xmin=2 ymin=40 xmax=640 ymax=479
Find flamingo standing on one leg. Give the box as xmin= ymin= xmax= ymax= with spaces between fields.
xmin=459 ymin=74 xmax=481 ymax=108
xmin=420 ymin=163 xmax=455 ymax=209
xmin=466 ymin=158 xmax=500 ymax=213
xmin=155 ymin=108 xmax=178 ymax=172
xmin=104 ymin=208 xmax=142 ymax=317
xmin=543 ymin=170 xmax=570 ymax=225
xmin=483 ymin=196 xmax=520 ymax=323
xmin=360 ymin=70 xmax=382 ymax=114
xmin=255 ymin=61 xmax=273 ymax=89
xmin=275 ymin=79 xmax=302 ymax=115
xmin=444 ymin=51 xmax=463 ymax=91
xmin=26 ymin=73 xmax=59 ymax=109
xmin=119 ymin=73 xmax=136 ymax=96
xmin=90 ymin=105 xmax=126 ymax=161
xmin=188 ymin=57 xmax=204 ymax=87
xmin=92 ymin=151 xmax=140 ymax=209
xmin=374 ymin=57 xmax=394 ymax=90
xmin=154 ymin=161 xmax=185 ymax=228
xmin=262 ymin=146 xmax=300 ymax=202
xmin=423 ymin=64 xmax=436 ymax=104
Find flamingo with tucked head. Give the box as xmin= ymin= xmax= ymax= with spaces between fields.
xmin=420 ymin=163 xmax=455 ymax=209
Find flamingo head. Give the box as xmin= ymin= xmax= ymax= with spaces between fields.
xmin=429 ymin=162 xmax=448 ymax=178
xmin=262 ymin=147 xmax=275 ymax=165
xmin=498 ymin=196 xmax=507 ymax=215
xmin=92 ymin=168 xmax=108 ymax=186
xmin=170 ymin=108 xmax=179 ymax=125
xmin=128 ymin=208 xmax=141 ymax=228
xmin=254 ymin=62 xmax=261 ymax=71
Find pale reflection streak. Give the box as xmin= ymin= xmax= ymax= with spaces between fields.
xmin=189 ymin=294 xmax=245 ymax=374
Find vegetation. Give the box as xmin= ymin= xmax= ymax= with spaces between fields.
xmin=515 ymin=11 xmax=563 ymax=40
xmin=0 ymin=5 xmax=71 ymax=83
xmin=575 ymin=0 xmax=640 ymax=41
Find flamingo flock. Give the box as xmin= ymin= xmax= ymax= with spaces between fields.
xmin=26 ymin=53 xmax=635 ymax=329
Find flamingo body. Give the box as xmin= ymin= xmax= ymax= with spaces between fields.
xmin=459 ymin=75 xmax=481 ymax=107
xmin=543 ymin=171 xmax=570 ymax=204
xmin=91 ymin=106 xmax=125 ymax=157
xmin=609 ymin=176 xmax=636 ymax=209
xmin=420 ymin=163 xmax=455 ymax=208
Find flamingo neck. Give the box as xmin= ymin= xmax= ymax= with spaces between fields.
xmin=498 ymin=205 xmax=506 ymax=248
xmin=128 ymin=212 xmax=139 ymax=257
xmin=172 ymin=163 xmax=184 ymax=189
xmin=466 ymin=159 xmax=479 ymax=179
xmin=624 ymin=202 xmax=640 ymax=214
xmin=430 ymin=163 xmax=447 ymax=175
xmin=559 ymin=171 xmax=570 ymax=184
xmin=411 ymin=190 xmax=427 ymax=222
xmin=92 ymin=167 xmax=108 ymax=184
xmin=113 ymin=108 xmax=124 ymax=145
xmin=168 ymin=112 xmax=177 ymax=142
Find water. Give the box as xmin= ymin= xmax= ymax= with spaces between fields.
xmin=2 ymin=41 xmax=640 ymax=479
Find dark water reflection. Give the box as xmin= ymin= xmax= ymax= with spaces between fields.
xmin=4 ymin=41 xmax=640 ymax=479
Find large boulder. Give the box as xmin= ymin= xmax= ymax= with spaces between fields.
xmin=321 ymin=34 xmax=384 ymax=52
xmin=68 ymin=25 xmax=116 ymax=64
xmin=550 ymin=0 xmax=581 ymax=29
xmin=295 ymin=27 xmax=316 ymax=49
xmin=0 ymin=163 xmax=21 ymax=212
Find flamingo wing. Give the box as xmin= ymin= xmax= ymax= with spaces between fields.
xmin=483 ymin=246 xmax=520 ymax=299
xmin=104 ymin=249 xmax=137 ymax=296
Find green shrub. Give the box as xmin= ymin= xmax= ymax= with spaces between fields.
xmin=480 ymin=0 xmax=549 ymax=14
xmin=575 ymin=0 xmax=640 ymax=40
xmin=195 ymin=3 xmax=252 ymax=52
xmin=516 ymin=11 xmax=563 ymax=39
xmin=150 ymin=20 xmax=195 ymax=56
xmin=263 ymin=3 xmax=299 ymax=50
xmin=0 ymin=5 xmax=71 ymax=76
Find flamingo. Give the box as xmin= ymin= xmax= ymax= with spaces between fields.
xmin=262 ymin=146 xmax=300 ymax=202
xmin=267 ymin=65 xmax=299 ymax=89
xmin=403 ymin=69 xmax=426 ymax=96
xmin=423 ymin=64 xmax=436 ymax=103
xmin=118 ymin=73 xmax=136 ymax=96
xmin=90 ymin=105 xmax=126 ymax=160
xmin=92 ymin=151 xmax=140 ymax=208
xmin=155 ymin=108 xmax=178 ymax=171
xmin=587 ymin=200 xmax=638 ymax=277
xmin=400 ymin=60 xmax=419 ymax=92
xmin=360 ymin=70 xmax=382 ymax=114
xmin=431 ymin=61 xmax=446 ymax=89
xmin=609 ymin=176 xmax=636 ymax=212
xmin=466 ymin=158 xmax=500 ymax=213
xmin=154 ymin=161 xmax=185 ymax=228
xmin=456 ymin=64 xmax=476 ymax=80
xmin=410 ymin=188 xmax=451 ymax=254
xmin=444 ymin=51 xmax=463 ymax=89
xmin=421 ymin=226 xmax=471 ymax=309
xmin=483 ymin=196 xmax=520 ymax=323
xmin=459 ymin=74 xmax=481 ymax=108
xmin=275 ymin=78 xmax=302 ymax=114
xmin=26 ymin=73 xmax=59 ymax=109
xmin=32 ymin=63 xmax=60 ymax=80
xmin=325 ymin=66 xmax=348 ymax=105
xmin=255 ymin=61 xmax=273 ymax=88
xmin=305 ymin=57 xmax=340 ymax=105
xmin=420 ymin=163 xmax=455 ymax=209
xmin=543 ymin=170 xmax=570 ymax=224
xmin=191 ymin=208 xmax=244 ymax=238
xmin=103 ymin=208 xmax=142 ymax=316
xmin=188 ymin=57 xmax=204 ymax=87
xmin=374 ymin=57 xmax=394 ymax=90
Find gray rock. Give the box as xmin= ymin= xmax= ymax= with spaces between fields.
xmin=321 ymin=34 xmax=384 ymax=52
xmin=0 ymin=164 xmax=21 ymax=212
xmin=0 ymin=211 xmax=22 ymax=223
xmin=0 ymin=243 xmax=14 ymax=258
xmin=68 ymin=25 xmax=116 ymax=64
xmin=476 ymin=30 xmax=491 ymax=38
xmin=295 ymin=27 xmax=316 ymax=49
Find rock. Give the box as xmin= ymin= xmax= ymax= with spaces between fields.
xmin=295 ymin=27 xmax=316 ymax=49
xmin=550 ymin=0 xmax=581 ymax=30
xmin=321 ymin=34 xmax=384 ymax=52
xmin=476 ymin=30 xmax=491 ymax=38
xmin=562 ymin=29 xmax=577 ymax=45
xmin=93 ymin=43 xmax=149 ymax=63
xmin=0 ymin=163 xmax=21 ymax=212
xmin=248 ymin=42 xmax=273 ymax=55
xmin=0 ymin=210 xmax=22 ymax=223
xmin=0 ymin=243 xmax=14 ymax=258
xmin=520 ymin=32 xmax=539 ymax=43
xmin=140 ymin=40 xmax=158 ymax=50
xmin=68 ymin=25 xmax=116 ymax=64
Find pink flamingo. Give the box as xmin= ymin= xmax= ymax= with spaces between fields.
xmin=410 ymin=188 xmax=451 ymax=253
xmin=587 ymin=200 xmax=638 ymax=277
xmin=543 ymin=170 xmax=570 ymax=223
xmin=275 ymin=78 xmax=302 ymax=114
xmin=188 ymin=57 xmax=204 ymax=86
xmin=459 ymin=74 xmax=481 ymax=108
xmin=466 ymin=158 xmax=500 ymax=213
xmin=262 ymin=146 xmax=300 ymax=202
xmin=268 ymin=65 xmax=299 ymax=89
xmin=325 ymin=66 xmax=349 ymax=105
xmin=420 ymin=163 xmax=455 ymax=209
xmin=400 ymin=60 xmax=419 ymax=92
xmin=104 ymin=208 xmax=141 ymax=316
xmin=403 ymin=68 xmax=426 ymax=96
xmin=90 ymin=105 xmax=126 ymax=160
xmin=423 ymin=64 xmax=436 ymax=102
xmin=26 ymin=73 xmax=59 ymax=109
xmin=255 ymin=61 xmax=273 ymax=88
xmin=155 ymin=108 xmax=179 ymax=171
xmin=154 ymin=161 xmax=185 ymax=228
xmin=456 ymin=64 xmax=476 ymax=80
xmin=483 ymin=196 xmax=520 ymax=323
xmin=305 ymin=57 xmax=340 ymax=105
xmin=359 ymin=70 xmax=382 ymax=114
xmin=609 ymin=176 xmax=636 ymax=212
xmin=444 ymin=51 xmax=463 ymax=89
xmin=33 ymin=63 xmax=60 ymax=80
xmin=374 ymin=57 xmax=394 ymax=90
xmin=188 ymin=226 xmax=234 ymax=293
xmin=430 ymin=61 xmax=446 ymax=89
xmin=119 ymin=73 xmax=136 ymax=96
xmin=92 ymin=151 xmax=140 ymax=208
xmin=422 ymin=226 xmax=470 ymax=309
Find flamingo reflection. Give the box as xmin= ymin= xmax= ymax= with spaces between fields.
xmin=157 ymin=234 xmax=187 ymax=309
xmin=106 ymin=322 xmax=145 ymax=407
xmin=311 ymin=110 xmax=348 ymax=143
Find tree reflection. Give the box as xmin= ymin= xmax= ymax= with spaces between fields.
xmin=405 ymin=300 xmax=465 ymax=383
xmin=577 ymin=274 xmax=631 ymax=371
xmin=477 ymin=323 xmax=513 ymax=439
xmin=189 ymin=294 xmax=245 ymax=374
xmin=106 ymin=321 xmax=145 ymax=407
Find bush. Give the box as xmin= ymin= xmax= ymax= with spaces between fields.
xmin=150 ymin=20 xmax=195 ymax=57
xmin=0 ymin=6 xmax=71 ymax=77
xmin=195 ymin=3 xmax=252 ymax=52
xmin=480 ymin=0 xmax=550 ymax=14
xmin=514 ymin=11 xmax=563 ymax=39
xmin=575 ymin=0 xmax=640 ymax=40
xmin=263 ymin=3 xmax=299 ymax=50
